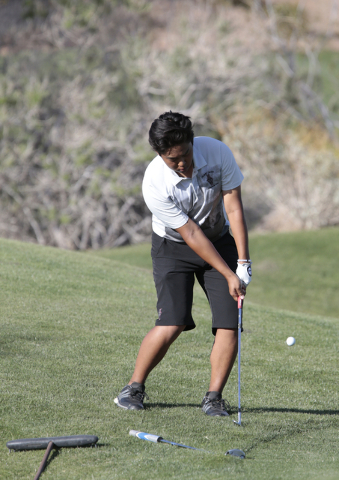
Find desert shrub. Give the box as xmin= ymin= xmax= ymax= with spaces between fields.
xmin=0 ymin=0 xmax=338 ymax=248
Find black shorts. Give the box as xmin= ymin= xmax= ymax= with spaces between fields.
xmin=151 ymin=231 xmax=238 ymax=335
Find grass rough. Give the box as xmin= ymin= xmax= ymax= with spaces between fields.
xmin=1 ymin=237 xmax=338 ymax=479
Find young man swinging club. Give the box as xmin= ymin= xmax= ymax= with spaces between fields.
xmin=115 ymin=111 xmax=252 ymax=416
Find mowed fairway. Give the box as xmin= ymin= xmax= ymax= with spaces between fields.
xmin=0 ymin=237 xmax=338 ymax=480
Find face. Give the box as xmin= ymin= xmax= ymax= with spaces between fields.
xmin=159 ymin=143 xmax=194 ymax=177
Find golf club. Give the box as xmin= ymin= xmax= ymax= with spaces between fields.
xmin=233 ymin=296 xmax=243 ymax=426
xmin=129 ymin=430 xmax=245 ymax=459
xmin=7 ymin=434 xmax=99 ymax=480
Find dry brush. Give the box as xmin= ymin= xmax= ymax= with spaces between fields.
xmin=0 ymin=0 xmax=338 ymax=248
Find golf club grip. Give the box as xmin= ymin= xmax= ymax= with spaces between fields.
xmin=6 ymin=434 xmax=98 ymax=451
xmin=129 ymin=430 xmax=162 ymax=443
xmin=34 ymin=441 xmax=54 ymax=480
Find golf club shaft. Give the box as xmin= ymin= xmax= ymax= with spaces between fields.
xmin=237 ymin=297 xmax=243 ymax=425
xmin=34 ymin=441 xmax=54 ymax=480
xmin=160 ymin=438 xmax=203 ymax=450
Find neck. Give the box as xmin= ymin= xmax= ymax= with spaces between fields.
xmin=176 ymin=161 xmax=194 ymax=178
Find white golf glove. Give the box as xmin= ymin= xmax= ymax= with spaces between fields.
xmin=236 ymin=260 xmax=252 ymax=286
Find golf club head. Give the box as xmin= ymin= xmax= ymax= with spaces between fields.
xmin=225 ymin=448 xmax=245 ymax=459
xmin=233 ymin=411 xmax=241 ymax=426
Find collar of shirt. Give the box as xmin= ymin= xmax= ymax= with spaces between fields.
xmin=162 ymin=142 xmax=208 ymax=186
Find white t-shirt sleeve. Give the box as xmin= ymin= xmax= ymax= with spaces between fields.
xmin=142 ymin=174 xmax=189 ymax=230
xmin=220 ymin=143 xmax=244 ymax=190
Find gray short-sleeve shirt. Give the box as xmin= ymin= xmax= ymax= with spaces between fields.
xmin=142 ymin=136 xmax=244 ymax=242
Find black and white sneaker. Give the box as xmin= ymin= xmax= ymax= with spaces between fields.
xmin=201 ymin=391 xmax=230 ymax=417
xmin=114 ymin=382 xmax=148 ymax=410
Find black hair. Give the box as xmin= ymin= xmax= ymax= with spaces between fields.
xmin=148 ymin=111 xmax=194 ymax=155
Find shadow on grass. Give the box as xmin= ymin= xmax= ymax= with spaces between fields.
xmin=244 ymin=413 xmax=339 ymax=455
xmin=45 ymin=448 xmax=60 ymax=468
xmin=37 ymin=444 xmax=105 ymax=476
xmin=146 ymin=404 xmax=339 ymax=416
xmin=146 ymin=403 xmax=201 ymax=409
xmin=245 ymin=407 xmax=339 ymax=415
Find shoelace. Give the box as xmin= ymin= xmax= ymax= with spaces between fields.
xmin=206 ymin=397 xmax=230 ymax=411
xmin=130 ymin=387 xmax=149 ymax=402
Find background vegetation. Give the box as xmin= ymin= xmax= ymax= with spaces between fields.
xmin=0 ymin=0 xmax=338 ymax=249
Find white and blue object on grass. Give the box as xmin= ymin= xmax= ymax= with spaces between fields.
xmin=129 ymin=430 xmax=245 ymax=459
xmin=286 ymin=336 xmax=296 ymax=346
xmin=129 ymin=430 xmax=203 ymax=450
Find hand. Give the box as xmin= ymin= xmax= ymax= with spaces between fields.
xmin=228 ymin=273 xmax=246 ymax=301
xmin=236 ymin=262 xmax=252 ymax=286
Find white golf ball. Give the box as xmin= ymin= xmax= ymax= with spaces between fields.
xmin=286 ymin=336 xmax=296 ymax=346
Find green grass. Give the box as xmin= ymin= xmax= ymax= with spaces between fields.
xmin=296 ymin=50 xmax=339 ymax=113
xmin=90 ymin=227 xmax=339 ymax=319
xmin=249 ymin=227 xmax=339 ymax=318
xmin=317 ymin=51 xmax=339 ymax=110
xmin=1 ymin=236 xmax=338 ymax=479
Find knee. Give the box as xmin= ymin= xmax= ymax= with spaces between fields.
xmin=166 ymin=324 xmax=186 ymax=340
xmin=154 ymin=324 xmax=185 ymax=343
xmin=215 ymin=328 xmax=238 ymax=344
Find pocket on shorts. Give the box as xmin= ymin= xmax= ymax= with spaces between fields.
xmin=213 ymin=230 xmax=235 ymax=248
xmin=214 ymin=231 xmax=238 ymax=272
xmin=151 ymin=232 xmax=166 ymax=258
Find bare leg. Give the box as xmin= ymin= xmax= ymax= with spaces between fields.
xmin=209 ymin=328 xmax=238 ymax=393
xmin=129 ymin=325 xmax=185 ymax=385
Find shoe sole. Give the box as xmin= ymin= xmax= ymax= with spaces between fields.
xmin=114 ymin=397 xmax=129 ymax=409
xmin=202 ymin=408 xmax=229 ymax=417
xmin=204 ymin=412 xmax=229 ymax=416
xmin=114 ymin=397 xmax=144 ymax=410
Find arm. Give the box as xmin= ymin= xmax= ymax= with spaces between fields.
xmin=223 ymin=185 xmax=251 ymax=284
xmin=223 ymin=186 xmax=249 ymax=261
xmin=175 ymin=219 xmax=245 ymax=301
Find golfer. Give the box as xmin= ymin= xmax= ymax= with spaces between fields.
xmin=115 ymin=111 xmax=251 ymax=416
